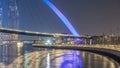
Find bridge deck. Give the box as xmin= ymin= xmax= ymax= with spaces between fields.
xmin=0 ymin=28 xmax=80 ymax=38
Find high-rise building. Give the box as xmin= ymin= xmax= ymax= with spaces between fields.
xmin=8 ymin=0 xmax=19 ymax=40
xmin=0 ymin=2 xmax=2 ymax=28
xmin=0 ymin=0 xmax=19 ymax=41
xmin=0 ymin=2 xmax=3 ymax=41
xmin=8 ymin=0 xmax=19 ymax=29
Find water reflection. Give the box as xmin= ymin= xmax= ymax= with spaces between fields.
xmin=59 ymin=51 xmax=82 ymax=68
xmin=0 ymin=44 xmax=120 ymax=68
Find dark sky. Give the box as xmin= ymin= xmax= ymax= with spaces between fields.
xmin=17 ymin=0 xmax=120 ymax=35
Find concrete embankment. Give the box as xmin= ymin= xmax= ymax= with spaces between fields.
xmin=33 ymin=45 xmax=120 ymax=64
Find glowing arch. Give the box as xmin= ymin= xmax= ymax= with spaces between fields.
xmin=43 ymin=0 xmax=79 ymax=36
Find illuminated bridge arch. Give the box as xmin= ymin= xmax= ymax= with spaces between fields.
xmin=43 ymin=0 xmax=79 ymax=36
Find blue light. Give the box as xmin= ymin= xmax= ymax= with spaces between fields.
xmin=43 ymin=0 xmax=79 ymax=36
xmin=74 ymin=38 xmax=83 ymax=44
xmin=50 ymin=51 xmax=82 ymax=68
xmin=61 ymin=52 xmax=82 ymax=68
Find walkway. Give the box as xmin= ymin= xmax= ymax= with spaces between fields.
xmin=33 ymin=44 xmax=120 ymax=63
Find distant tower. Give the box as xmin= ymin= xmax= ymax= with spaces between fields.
xmin=0 ymin=1 xmax=3 ymax=41
xmin=7 ymin=0 xmax=19 ymax=40
xmin=0 ymin=2 xmax=2 ymax=28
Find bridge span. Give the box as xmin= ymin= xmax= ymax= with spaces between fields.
xmin=0 ymin=28 xmax=82 ymax=38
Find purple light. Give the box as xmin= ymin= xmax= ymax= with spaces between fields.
xmin=43 ymin=0 xmax=79 ymax=36
xmin=61 ymin=52 xmax=82 ymax=68
xmin=74 ymin=38 xmax=83 ymax=44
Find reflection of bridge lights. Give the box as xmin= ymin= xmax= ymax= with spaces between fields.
xmin=50 ymin=51 xmax=82 ymax=68
xmin=25 ymin=46 xmax=30 ymax=68
xmin=2 ymin=46 xmax=7 ymax=64
xmin=46 ymin=53 xmax=50 ymax=68
xmin=61 ymin=51 xmax=82 ymax=68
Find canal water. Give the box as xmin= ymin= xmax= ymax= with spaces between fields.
xmin=0 ymin=44 xmax=120 ymax=68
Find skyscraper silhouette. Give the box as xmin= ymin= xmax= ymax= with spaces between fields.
xmin=8 ymin=0 xmax=19 ymax=40
xmin=0 ymin=0 xmax=19 ymax=41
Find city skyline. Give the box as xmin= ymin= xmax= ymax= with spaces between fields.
xmin=17 ymin=0 xmax=120 ymax=35
xmin=0 ymin=0 xmax=19 ymax=40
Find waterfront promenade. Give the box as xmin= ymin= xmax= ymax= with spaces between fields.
xmin=33 ymin=44 xmax=120 ymax=63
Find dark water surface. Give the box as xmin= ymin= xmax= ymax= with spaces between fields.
xmin=0 ymin=44 xmax=120 ymax=68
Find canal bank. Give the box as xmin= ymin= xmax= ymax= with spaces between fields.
xmin=33 ymin=45 xmax=120 ymax=64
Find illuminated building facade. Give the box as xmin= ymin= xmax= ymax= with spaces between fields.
xmin=8 ymin=0 xmax=19 ymax=40
xmin=0 ymin=2 xmax=2 ymax=28
xmin=8 ymin=0 xmax=19 ymax=29
xmin=0 ymin=0 xmax=19 ymax=41
xmin=0 ymin=2 xmax=3 ymax=41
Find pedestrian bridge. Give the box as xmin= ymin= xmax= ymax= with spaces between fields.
xmin=0 ymin=28 xmax=80 ymax=38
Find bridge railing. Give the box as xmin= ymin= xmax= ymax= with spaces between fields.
xmin=32 ymin=41 xmax=120 ymax=51
xmin=72 ymin=44 xmax=120 ymax=51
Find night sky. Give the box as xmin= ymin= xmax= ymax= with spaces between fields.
xmin=17 ymin=0 xmax=120 ymax=35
